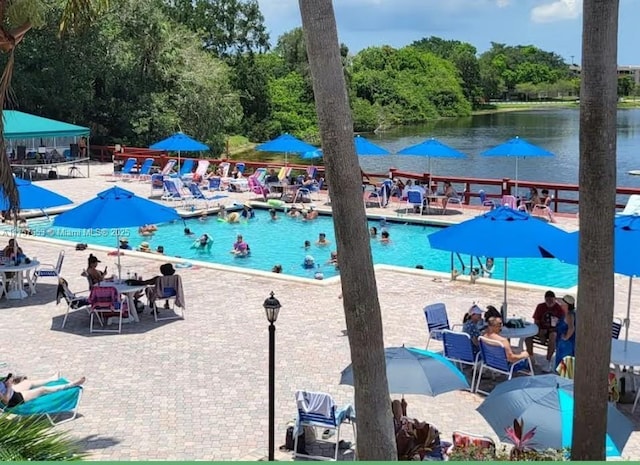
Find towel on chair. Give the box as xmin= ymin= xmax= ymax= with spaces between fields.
xmin=156 ymin=275 xmax=185 ymax=308
xmin=3 ymin=379 xmax=82 ymax=415
xmin=295 ymin=390 xmax=335 ymax=418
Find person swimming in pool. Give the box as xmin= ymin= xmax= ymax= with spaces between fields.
xmin=231 ymin=234 xmax=250 ymax=257
xmin=380 ymin=230 xmax=391 ymax=244
xmin=184 ymin=227 xmax=195 ymax=237
xmin=269 ymin=209 xmax=279 ymax=221
xmin=316 ymin=233 xmax=330 ymax=246
xmin=370 ymin=226 xmax=378 ymax=238
xmin=303 ymin=255 xmax=315 ymax=269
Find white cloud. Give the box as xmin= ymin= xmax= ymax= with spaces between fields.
xmin=496 ymin=0 xmax=510 ymax=7
xmin=531 ymin=0 xmax=582 ymax=23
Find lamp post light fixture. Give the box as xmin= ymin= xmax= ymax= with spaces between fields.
xmin=264 ymin=291 xmax=281 ymax=461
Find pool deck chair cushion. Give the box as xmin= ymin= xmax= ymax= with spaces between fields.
xmin=294 ymin=390 xmax=355 ymax=461
xmin=2 ymin=378 xmax=83 ymax=426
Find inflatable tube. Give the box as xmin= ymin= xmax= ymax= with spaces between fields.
xmin=218 ymin=217 xmax=227 ymax=222
xmin=267 ymin=199 xmax=284 ymax=207
xmin=175 ymin=262 xmax=192 ymax=269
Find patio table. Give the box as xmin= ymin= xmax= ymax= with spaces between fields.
xmin=501 ymin=322 xmax=539 ymax=351
xmin=611 ymin=339 xmax=640 ymax=367
xmin=0 ymin=260 xmax=40 ymax=300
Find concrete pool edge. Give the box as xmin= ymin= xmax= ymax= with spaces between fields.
xmin=14 ymin=232 xmax=577 ymax=295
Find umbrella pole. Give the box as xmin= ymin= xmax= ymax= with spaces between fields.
xmin=178 ymin=151 xmax=181 ymax=173
xmin=502 ymin=259 xmax=508 ymax=320
xmin=514 ymin=158 xmax=519 ymax=199
xmin=625 ymin=277 xmax=633 ymax=350
xmin=116 ymin=235 xmax=122 ymax=280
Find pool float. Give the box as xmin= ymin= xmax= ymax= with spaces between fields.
xmin=108 ymin=250 xmax=124 ymax=256
xmin=227 ymin=212 xmax=241 ymax=223
xmin=267 ymin=199 xmax=284 ymax=207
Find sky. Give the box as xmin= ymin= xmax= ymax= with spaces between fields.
xmin=257 ymin=0 xmax=639 ymax=65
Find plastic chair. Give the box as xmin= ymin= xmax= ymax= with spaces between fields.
xmin=136 ymin=158 xmax=154 ymax=181
xmin=478 ymin=190 xmax=497 ymax=210
xmin=612 ymin=317 xmax=623 ymax=339
xmin=1 ymin=378 xmax=83 ymax=425
xmin=424 ymin=303 xmax=457 ymax=349
xmin=441 ymin=330 xmax=482 ymax=392
xmin=294 ymin=390 xmax=356 ymax=461
xmin=405 ymin=189 xmax=424 ymax=215
xmin=294 ymin=187 xmax=311 ymax=204
xmin=150 ymin=275 xmax=186 ymax=322
xmin=207 ymin=177 xmax=222 ymax=191
xmin=475 ymin=336 xmax=534 ymax=395
xmin=88 ymin=286 xmax=126 ymax=334
xmin=178 ymin=159 xmax=195 ymax=178
xmin=502 ymin=195 xmax=517 ymax=209
xmin=56 ymin=277 xmax=91 ymax=329
xmin=32 ymin=251 xmax=64 ymax=288
xmin=116 ymin=158 xmax=137 ymax=179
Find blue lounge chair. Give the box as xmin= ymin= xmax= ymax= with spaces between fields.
xmin=136 ymin=158 xmax=154 ymax=181
xmin=179 ymin=159 xmax=195 ymax=178
xmin=162 ymin=179 xmax=194 ymax=205
xmin=188 ymin=183 xmax=227 ymax=206
xmin=475 ymin=336 xmax=534 ymax=395
xmin=2 ymin=378 xmax=83 ymax=425
xmin=116 ymin=158 xmax=137 ymax=179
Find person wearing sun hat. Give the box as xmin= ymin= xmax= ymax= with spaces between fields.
xmin=463 ymin=304 xmax=484 ymax=354
xmin=119 ymin=238 xmax=132 ymax=250
xmin=555 ymin=294 xmax=576 ymax=370
xmin=240 ymin=202 xmax=255 ymax=220
xmin=138 ymin=241 xmax=151 ymax=253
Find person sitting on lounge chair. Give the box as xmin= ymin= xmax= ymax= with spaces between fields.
xmin=0 ymin=373 xmax=85 ymax=409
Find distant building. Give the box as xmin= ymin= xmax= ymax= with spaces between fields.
xmin=569 ymin=64 xmax=640 ymax=85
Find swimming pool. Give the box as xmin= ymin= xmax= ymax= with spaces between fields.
xmin=24 ymin=211 xmax=577 ymax=287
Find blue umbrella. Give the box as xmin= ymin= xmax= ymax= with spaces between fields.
xmin=541 ymin=214 xmax=640 ymax=347
xmin=340 ymin=346 xmax=469 ymax=396
xmin=53 ymin=186 xmax=180 ymax=277
xmin=481 ymin=137 xmax=554 ymax=194
xmin=256 ymin=133 xmax=317 ymax=164
xmin=477 ymin=375 xmax=632 ymax=457
xmin=354 ymin=135 xmax=390 ymax=156
xmin=428 ymin=206 xmax=570 ymax=314
xmin=150 ymin=132 xmax=209 ymax=169
xmin=398 ymin=137 xmax=467 ymax=185
xmin=0 ymin=177 xmax=72 ymax=211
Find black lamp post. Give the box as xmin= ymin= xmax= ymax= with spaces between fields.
xmin=264 ymin=291 xmax=281 ymax=461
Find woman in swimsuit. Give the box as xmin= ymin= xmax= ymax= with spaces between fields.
xmin=0 ymin=373 xmax=85 ymax=408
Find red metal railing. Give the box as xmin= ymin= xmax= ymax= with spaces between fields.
xmin=91 ymin=145 xmax=640 ymax=212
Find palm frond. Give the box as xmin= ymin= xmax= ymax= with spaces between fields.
xmin=59 ymin=0 xmax=109 ymax=35
xmin=0 ymin=414 xmax=86 ymax=460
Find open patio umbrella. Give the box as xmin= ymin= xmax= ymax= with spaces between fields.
xmin=150 ymin=132 xmax=209 ymax=170
xmin=256 ymin=133 xmax=317 ymax=165
xmin=0 ymin=177 xmax=72 ymax=211
xmin=540 ymin=214 xmax=640 ymax=349
xmin=353 ymin=134 xmax=390 ymax=156
xmin=52 ymin=186 xmax=180 ymax=278
xmin=340 ymin=346 xmax=469 ymax=396
xmin=481 ymin=137 xmax=554 ymax=195
xmin=477 ymin=375 xmax=632 ymax=458
xmin=428 ymin=206 xmax=570 ymax=317
xmin=398 ymin=138 xmax=467 ymax=187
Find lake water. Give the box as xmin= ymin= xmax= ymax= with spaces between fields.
xmin=248 ymin=108 xmax=640 ymax=189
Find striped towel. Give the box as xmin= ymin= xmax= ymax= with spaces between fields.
xmin=556 ymin=355 xmax=575 ymax=379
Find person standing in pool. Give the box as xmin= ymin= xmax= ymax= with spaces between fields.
xmin=316 ymin=233 xmax=330 ymax=246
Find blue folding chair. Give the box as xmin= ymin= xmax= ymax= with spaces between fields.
xmin=116 ymin=158 xmax=137 ymax=179
xmin=475 ymin=336 xmax=534 ymax=395
xmin=442 ymin=330 xmax=482 ymax=392
xmin=424 ymin=303 xmax=458 ymax=349
xmin=179 ymin=159 xmax=195 ymax=178
xmin=188 ymin=183 xmax=228 ymax=206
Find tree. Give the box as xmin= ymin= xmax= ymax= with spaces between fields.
xmin=298 ymin=0 xmax=396 ymax=460
xmin=0 ymin=0 xmax=107 ymax=215
xmin=573 ymin=0 xmax=619 ymax=460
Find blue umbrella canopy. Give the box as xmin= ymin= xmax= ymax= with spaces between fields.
xmin=428 ymin=206 xmax=569 ymax=258
xmin=52 ymin=186 xmax=180 ymax=229
xmin=0 ymin=177 xmax=72 ymax=211
xmin=256 ymin=134 xmax=317 ymax=154
xmin=477 ymin=375 xmax=632 ymax=457
xmin=354 ymin=135 xmax=390 ymax=156
xmin=398 ymin=138 xmax=467 ymax=158
xmin=481 ymin=137 xmax=554 ymax=192
xmin=428 ymin=207 xmax=570 ymax=314
xmin=149 ymin=132 xmax=209 ymax=152
xmin=340 ymin=346 xmax=468 ymax=396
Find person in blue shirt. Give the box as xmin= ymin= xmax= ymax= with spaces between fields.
xmin=462 ymin=305 xmax=484 ymax=354
xmin=555 ymin=295 xmax=576 ymax=369
xmin=118 ymin=238 xmax=132 ymax=250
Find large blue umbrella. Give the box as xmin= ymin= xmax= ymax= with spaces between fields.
xmin=340 ymin=346 xmax=469 ymax=396
xmin=0 ymin=177 xmax=72 ymax=211
xmin=398 ymin=138 xmax=467 ymax=186
xmin=150 ymin=132 xmax=209 ymax=169
xmin=541 ymin=214 xmax=640 ymax=347
xmin=53 ymin=186 xmax=180 ymax=277
xmin=481 ymin=137 xmax=554 ymax=194
xmin=256 ymin=133 xmax=317 ymax=164
xmin=428 ymin=206 xmax=570 ymax=314
xmin=354 ymin=135 xmax=390 ymax=156
xmin=477 ymin=375 xmax=632 ymax=457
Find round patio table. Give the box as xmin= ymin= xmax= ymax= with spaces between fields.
xmin=500 ymin=322 xmax=539 ymax=350
xmin=0 ymin=260 xmax=40 ymax=300
xmin=611 ymin=339 xmax=640 ymax=367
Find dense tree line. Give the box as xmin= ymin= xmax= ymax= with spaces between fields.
xmin=5 ymin=0 xmax=612 ymax=151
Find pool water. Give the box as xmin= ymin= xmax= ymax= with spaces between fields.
xmin=25 ymin=211 xmax=577 ymax=287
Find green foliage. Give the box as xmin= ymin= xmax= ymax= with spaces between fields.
xmin=448 ymin=443 xmax=567 ymax=461
xmin=268 ymin=71 xmax=316 ymax=135
xmin=0 ymin=414 xmax=86 ymax=460
xmin=7 ymin=0 xmax=47 ymax=28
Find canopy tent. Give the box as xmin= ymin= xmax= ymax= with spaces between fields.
xmin=3 ymin=111 xmax=89 ymax=139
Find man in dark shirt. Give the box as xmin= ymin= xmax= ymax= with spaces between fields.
xmin=525 ymin=290 xmax=564 ymax=372
xmin=265 ymin=169 xmax=280 ymax=184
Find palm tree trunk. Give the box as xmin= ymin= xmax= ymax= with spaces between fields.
xmin=573 ymin=0 xmax=619 ymax=460
xmin=298 ymin=0 xmax=396 ymax=460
